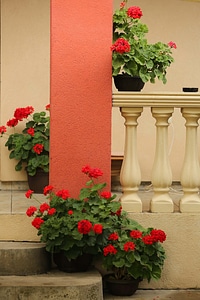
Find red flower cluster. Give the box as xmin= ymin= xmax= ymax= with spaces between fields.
xmin=130 ymin=230 xmax=142 ymax=239
xmin=27 ymin=128 xmax=35 ymax=136
xmin=25 ymin=189 xmax=34 ymax=199
xmin=7 ymin=118 xmax=18 ymax=127
xmin=56 ymin=189 xmax=70 ymax=200
xmin=168 ymin=41 xmax=177 ymax=49
xmin=77 ymin=220 xmax=93 ymax=234
xmin=111 ymin=38 xmax=130 ymax=54
xmin=123 ymin=241 xmax=135 ymax=252
xmin=39 ymin=202 xmax=50 ymax=213
xmin=0 ymin=126 xmax=6 ymax=134
xmin=93 ymin=224 xmax=103 ymax=234
xmin=68 ymin=210 xmax=73 ymax=215
xmin=31 ymin=217 xmax=44 ymax=229
xmin=127 ymin=6 xmax=143 ymax=19
xmin=82 ymin=165 xmax=103 ymax=178
xmin=26 ymin=206 xmax=37 ymax=217
xmin=142 ymin=235 xmax=154 ymax=245
xmin=108 ymin=232 xmax=119 ymax=241
xmin=150 ymin=229 xmax=166 ymax=243
xmin=100 ymin=191 xmax=112 ymax=199
xmin=43 ymin=185 xmax=53 ymax=195
xmin=33 ymin=143 xmax=44 ymax=154
xmin=48 ymin=208 xmax=56 ymax=215
xmin=14 ymin=106 xmax=34 ymax=121
xmin=103 ymin=244 xmax=117 ymax=256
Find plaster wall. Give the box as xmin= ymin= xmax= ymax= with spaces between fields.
xmin=50 ymin=1 xmax=113 ymax=196
xmin=112 ymin=0 xmax=200 ymax=181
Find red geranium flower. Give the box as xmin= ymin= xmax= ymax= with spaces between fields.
xmin=103 ymin=244 xmax=117 ymax=256
xmin=39 ymin=202 xmax=50 ymax=213
xmin=142 ymin=235 xmax=154 ymax=245
xmin=33 ymin=143 xmax=44 ymax=154
xmin=14 ymin=106 xmax=34 ymax=120
xmin=77 ymin=220 xmax=93 ymax=234
xmin=0 ymin=126 xmax=6 ymax=134
xmin=56 ymin=189 xmax=70 ymax=200
xmin=108 ymin=232 xmax=119 ymax=241
xmin=123 ymin=241 xmax=135 ymax=252
xmin=168 ymin=41 xmax=177 ymax=49
xmin=25 ymin=189 xmax=34 ymax=199
xmin=111 ymin=38 xmax=130 ymax=54
xmin=93 ymin=224 xmax=103 ymax=234
xmin=130 ymin=230 xmax=142 ymax=239
xmin=6 ymin=118 xmax=18 ymax=127
xmin=48 ymin=208 xmax=56 ymax=215
xmin=127 ymin=6 xmax=143 ymax=19
xmin=45 ymin=104 xmax=50 ymax=111
xmin=100 ymin=191 xmax=112 ymax=199
xmin=150 ymin=229 xmax=166 ymax=243
xmin=26 ymin=206 xmax=37 ymax=217
xmin=43 ymin=185 xmax=53 ymax=195
xmin=27 ymin=127 xmax=34 ymax=136
xmin=31 ymin=217 xmax=44 ymax=229
xmin=68 ymin=210 xmax=73 ymax=215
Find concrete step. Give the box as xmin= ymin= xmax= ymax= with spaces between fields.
xmin=0 ymin=269 xmax=103 ymax=300
xmin=0 ymin=241 xmax=50 ymax=275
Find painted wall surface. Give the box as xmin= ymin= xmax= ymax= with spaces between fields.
xmin=0 ymin=0 xmax=50 ymax=181
xmin=50 ymin=1 xmax=112 ymax=197
xmin=112 ymin=0 xmax=200 ymax=181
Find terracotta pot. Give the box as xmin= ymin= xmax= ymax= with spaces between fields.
xmin=27 ymin=169 xmax=49 ymax=193
xmin=113 ymin=74 xmax=145 ymax=91
xmin=105 ymin=276 xmax=141 ymax=296
xmin=53 ymin=251 xmax=92 ymax=273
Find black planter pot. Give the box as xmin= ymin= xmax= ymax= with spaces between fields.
xmin=27 ymin=169 xmax=49 ymax=193
xmin=105 ymin=276 xmax=141 ymax=296
xmin=113 ymin=74 xmax=145 ymax=91
xmin=53 ymin=251 xmax=92 ymax=273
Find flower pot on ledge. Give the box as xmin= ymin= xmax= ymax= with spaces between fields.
xmin=113 ymin=74 xmax=145 ymax=92
xmin=27 ymin=168 xmax=49 ymax=193
xmin=104 ymin=275 xmax=141 ymax=296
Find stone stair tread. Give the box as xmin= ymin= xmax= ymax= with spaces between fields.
xmin=0 ymin=269 xmax=102 ymax=286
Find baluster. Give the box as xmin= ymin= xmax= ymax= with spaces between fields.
xmin=120 ymin=107 xmax=143 ymax=212
xmin=151 ymin=107 xmax=174 ymax=212
xmin=180 ymin=108 xmax=200 ymax=212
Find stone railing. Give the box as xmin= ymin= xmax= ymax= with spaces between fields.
xmin=112 ymin=92 xmax=200 ymax=213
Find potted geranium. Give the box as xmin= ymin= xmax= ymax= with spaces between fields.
xmin=0 ymin=104 xmax=50 ymax=192
xmin=25 ymin=164 xmax=167 ymax=290
xmin=102 ymin=214 xmax=166 ymax=296
xmin=112 ymin=0 xmax=177 ymax=90
xmin=25 ymin=165 xmax=122 ymax=272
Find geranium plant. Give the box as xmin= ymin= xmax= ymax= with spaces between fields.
xmin=0 ymin=105 xmax=50 ymax=176
xmin=112 ymin=0 xmax=177 ymax=83
xmin=102 ymin=216 xmax=166 ymax=282
xmin=26 ymin=165 xmax=122 ymax=260
xmin=25 ymin=164 xmax=167 ymax=283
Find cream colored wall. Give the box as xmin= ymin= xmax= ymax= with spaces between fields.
xmin=112 ymin=0 xmax=200 ymax=180
xmin=0 ymin=0 xmax=50 ymax=181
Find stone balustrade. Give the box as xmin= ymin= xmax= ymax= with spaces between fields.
xmin=112 ymin=92 xmax=200 ymax=213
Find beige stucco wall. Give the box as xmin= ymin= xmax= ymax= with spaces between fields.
xmin=112 ymin=0 xmax=200 ymax=180
xmin=0 ymin=0 xmax=50 ymax=181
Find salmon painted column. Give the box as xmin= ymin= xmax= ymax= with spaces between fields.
xmin=50 ymin=1 xmax=113 ymax=197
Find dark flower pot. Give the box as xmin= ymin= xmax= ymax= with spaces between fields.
xmin=53 ymin=251 xmax=92 ymax=273
xmin=27 ymin=169 xmax=49 ymax=193
xmin=113 ymin=74 xmax=145 ymax=91
xmin=105 ymin=276 xmax=141 ymax=296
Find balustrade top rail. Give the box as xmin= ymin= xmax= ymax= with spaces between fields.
xmin=112 ymin=92 xmax=200 ymax=107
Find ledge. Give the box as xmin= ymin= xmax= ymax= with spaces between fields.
xmin=112 ymin=92 xmax=200 ymax=107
